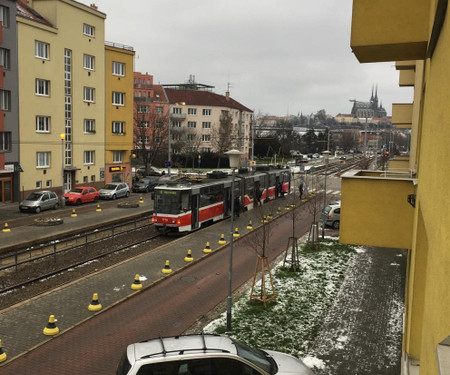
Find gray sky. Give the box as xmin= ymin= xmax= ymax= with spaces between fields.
xmin=81 ymin=0 xmax=413 ymax=117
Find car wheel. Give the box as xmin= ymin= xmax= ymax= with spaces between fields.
xmin=126 ymin=191 xmax=130 ymax=197
xmin=76 ymin=199 xmax=82 ymax=205
xmin=35 ymin=206 xmax=41 ymax=214
xmin=332 ymin=221 xmax=340 ymax=229
xmin=54 ymin=203 xmax=59 ymax=210
xmin=112 ymin=194 xmax=117 ymax=200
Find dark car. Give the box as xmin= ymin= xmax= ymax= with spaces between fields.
xmin=132 ymin=177 xmax=160 ymax=193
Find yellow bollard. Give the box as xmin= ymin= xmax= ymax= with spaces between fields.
xmin=162 ymin=260 xmax=172 ymax=274
xmin=218 ymin=233 xmax=227 ymax=245
xmin=88 ymin=293 xmax=102 ymax=312
xmin=277 ymin=207 xmax=282 ymax=215
xmin=131 ymin=274 xmax=143 ymax=290
xmin=203 ymin=241 xmax=212 ymax=254
xmin=71 ymin=209 xmax=77 ymax=217
xmin=0 ymin=339 xmax=6 ymax=363
xmin=247 ymin=220 xmax=253 ymax=230
xmin=2 ymin=223 xmax=10 ymax=233
xmin=184 ymin=249 xmax=194 ymax=262
xmin=43 ymin=315 xmax=59 ymax=336
xmin=233 ymin=227 xmax=240 ymax=238
xmin=139 ymin=196 xmax=144 ymax=204
xmin=96 ymin=204 xmax=102 ymax=212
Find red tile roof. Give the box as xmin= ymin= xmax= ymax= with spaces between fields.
xmin=164 ymin=88 xmax=252 ymax=113
xmin=17 ymin=0 xmax=54 ymax=27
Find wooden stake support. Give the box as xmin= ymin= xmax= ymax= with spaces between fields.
xmin=283 ymin=237 xmax=300 ymax=271
xmin=249 ymin=255 xmax=276 ymax=308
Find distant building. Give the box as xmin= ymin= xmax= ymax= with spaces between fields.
xmin=350 ymin=87 xmax=387 ymax=119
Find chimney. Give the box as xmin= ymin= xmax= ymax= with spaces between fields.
xmin=90 ymin=3 xmax=98 ymax=10
xmin=225 ymin=91 xmax=230 ymax=101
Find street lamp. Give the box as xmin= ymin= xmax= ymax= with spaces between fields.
xmin=60 ymin=133 xmax=65 ymax=207
xmin=167 ymin=102 xmax=185 ymax=177
xmin=321 ymin=150 xmax=330 ymax=239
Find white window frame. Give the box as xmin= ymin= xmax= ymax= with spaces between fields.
xmin=187 ymin=134 xmax=196 ymax=141
xmin=172 ymin=121 xmax=181 ymax=128
xmin=36 ymin=152 xmax=50 ymax=168
xmin=35 ymin=79 xmax=50 ymax=96
xmin=188 ymin=108 xmax=197 ymax=115
xmin=0 ymin=89 xmax=10 ymax=110
xmin=173 ymin=107 xmax=182 ymax=114
xmin=112 ymin=92 xmax=125 ymax=106
xmin=188 ymin=121 xmax=197 ymax=128
xmin=36 ymin=116 xmax=50 ymax=133
xmin=84 ymin=119 xmax=96 ymax=133
xmin=83 ymin=23 xmax=95 ymax=37
xmin=0 ymin=6 xmax=9 ymax=28
xmin=84 ymin=150 xmax=95 ymax=165
xmin=112 ymin=61 xmax=125 ymax=76
xmin=138 ymin=105 xmax=150 ymax=113
xmin=113 ymin=151 xmax=123 ymax=163
xmin=0 ymin=131 xmax=11 ymax=151
xmin=83 ymin=87 xmax=95 ymax=103
xmin=202 ymin=109 xmax=211 ymax=116
xmin=35 ymin=41 xmax=49 ymax=60
xmin=112 ymin=121 xmax=125 ymax=134
xmin=0 ymin=47 xmax=10 ymax=69
xmin=202 ymin=134 xmax=211 ymax=142
xmin=202 ymin=122 xmax=211 ymax=129
xmin=83 ymin=54 xmax=95 ymax=70
xmin=156 ymin=106 xmax=163 ymax=114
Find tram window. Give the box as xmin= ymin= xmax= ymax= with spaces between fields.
xmin=180 ymin=191 xmax=190 ymax=211
xmin=199 ymin=185 xmax=223 ymax=207
xmin=270 ymin=174 xmax=276 ymax=186
xmin=155 ymin=190 xmax=180 ymax=215
xmin=246 ymin=178 xmax=254 ymax=198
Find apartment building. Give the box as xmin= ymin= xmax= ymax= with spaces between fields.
xmin=0 ymin=0 xmax=19 ymax=203
xmin=105 ymin=42 xmax=134 ymax=185
xmin=341 ymin=1 xmax=450 ymax=374
xmin=163 ymin=84 xmax=253 ymax=164
xmin=17 ymin=0 xmax=106 ymax=196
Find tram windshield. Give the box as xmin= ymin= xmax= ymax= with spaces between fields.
xmin=154 ymin=189 xmax=190 ymax=214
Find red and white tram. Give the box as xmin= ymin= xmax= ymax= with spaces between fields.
xmin=152 ymin=166 xmax=291 ymax=233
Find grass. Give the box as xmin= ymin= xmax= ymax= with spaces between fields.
xmin=204 ymin=237 xmax=357 ymax=359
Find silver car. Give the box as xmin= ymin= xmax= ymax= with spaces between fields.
xmin=116 ymin=334 xmax=314 ymax=375
xmin=19 ymin=191 xmax=60 ymax=213
xmin=98 ymin=182 xmax=130 ymax=200
xmin=323 ymin=204 xmax=340 ymax=229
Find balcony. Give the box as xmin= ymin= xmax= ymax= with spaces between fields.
xmin=392 ymin=103 xmax=413 ymax=128
xmin=134 ymin=97 xmax=153 ymax=103
xmin=350 ymin=0 xmax=430 ymax=63
xmin=388 ymin=156 xmax=410 ymax=173
xmin=340 ymin=170 xmax=416 ymax=249
xmin=169 ymin=113 xmax=187 ymax=120
xmin=399 ymin=70 xmax=415 ymax=87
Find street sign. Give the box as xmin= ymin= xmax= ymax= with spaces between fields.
xmin=164 ymin=160 xmax=172 ymax=167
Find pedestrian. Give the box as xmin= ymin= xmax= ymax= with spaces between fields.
xmin=299 ymin=182 xmax=304 ymax=199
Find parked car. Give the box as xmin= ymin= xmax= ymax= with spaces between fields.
xmin=116 ymin=334 xmax=314 ymax=375
xmin=98 ymin=182 xmax=130 ymax=200
xmin=323 ymin=203 xmax=340 ymax=229
xmin=63 ymin=186 xmax=99 ymax=205
xmin=132 ymin=177 xmax=160 ymax=193
xmin=19 ymin=191 xmax=60 ymax=213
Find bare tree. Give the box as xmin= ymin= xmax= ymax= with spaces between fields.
xmin=181 ymin=131 xmax=202 ymax=168
xmin=303 ymin=170 xmax=324 ymax=249
xmin=211 ymin=110 xmax=234 ymax=167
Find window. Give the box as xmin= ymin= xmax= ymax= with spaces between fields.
xmin=156 ymin=106 xmax=163 ymax=114
xmin=46 ymin=180 xmax=52 ymax=188
xmin=172 ymin=121 xmax=181 ymax=128
xmin=137 ymin=105 xmax=150 ymax=113
xmin=83 ymin=176 xmax=88 ymax=183
xmin=113 ymin=151 xmax=122 ymax=163
xmin=112 ymin=121 xmax=125 ymax=134
xmin=112 ymin=92 xmax=125 ymax=106
xmin=188 ymin=108 xmax=197 ymax=115
xmin=0 ymin=132 xmax=11 ymax=152
xmin=36 ymin=181 xmax=42 ymax=189
xmin=84 ymin=87 xmax=95 ymax=103
xmin=156 ymin=121 xmax=163 ymax=129
xmin=202 ymin=134 xmax=211 ymax=141
xmin=0 ymin=89 xmax=10 ymax=110
xmin=83 ymin=23 xmax=95 ymax=37
xmin=187 ymin=134 xmax=196 ymax=141
xmin=36 ymin=152 xmax=50 ymax=168
xmin=188 ymin=121 xmax=197 ymax=128
xmin=0 ymin=47 xmax=10 ymax=69
xmin=202 ymin=109 xmax=211 ymax=116
xmin=84 ymin=151 xmax=95 ymax=164
xmin=91 ymin=175 xmax=96 ymax=182
xmin=35 ymin=41 xmax=49 ymax=59
xmin=201 ymin=147 xmax=211 ymax=152
xmin=83 ymin=54 xmax=95 ymax=70
xmin=35 ymin=79 xmax=50 ymax=96
xmin=0 ymin=6 xmax=9 ymax=28
xmin=138 ymin=121 xmax=149 ymax=128
xmin=112 ymin=61 xmax=125 ymax=76
xmin=36 ymin=116 xmax=50 ymax=133
xmin=84 ymin=119 xmax=95 ymax=133
xmin=202 ymin=122 xmax=211 ymax=129
xmin=173 ymin=107 xmax=182 ymax=114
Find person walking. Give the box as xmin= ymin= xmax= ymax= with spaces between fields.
xmin=299 ymin=182 xmax=304 ymax=199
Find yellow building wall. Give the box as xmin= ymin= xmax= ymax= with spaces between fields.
xmin=340 ymin=176 xmax=415 ymax=249
xmin=388 ymin=158 xmax=410 ymax=172
xmin=104 ymin=45 xmax=135 ymax=185
xmin=18 ymin=0 xmax=106 ymax=193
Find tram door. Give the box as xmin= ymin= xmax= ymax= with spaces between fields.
xmin=191 ymin=191 xmax=199 ymax=230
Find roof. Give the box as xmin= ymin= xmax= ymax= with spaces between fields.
xmin=164 ymin=88 xmax=253 ymax=113
xmin=17 ymin=0 xmax=54 ymax=27
xmin=152 ymin=85 xmax=167 ymax=103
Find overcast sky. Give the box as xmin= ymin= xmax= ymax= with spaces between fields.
xmin=80 ymin=0 xmax=413 ymax=117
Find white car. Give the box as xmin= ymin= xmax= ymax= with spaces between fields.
xmin=98 ymin=182 xmax=130 ymax=200
xmin=116 ymin=334 xmax=314 ymax=375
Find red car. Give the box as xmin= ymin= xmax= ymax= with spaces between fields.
xmin=63 ymin=186 xmax=99 ymax=205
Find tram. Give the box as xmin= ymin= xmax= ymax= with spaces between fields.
xmin=151 ymin=166 xmax=291 ymax=233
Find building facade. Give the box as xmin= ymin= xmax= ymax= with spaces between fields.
xmin=0 ymin=0 xmax=19 ymax=203
xmin=350 ymin=87 xmax=387 ymax=119
xmin=342 ymin=1 xmax=450 ymax=374
xmin=17 ymin=0 xmax=106 ymax=197
xmin=105 ymin=42 xmax=134 ymax=186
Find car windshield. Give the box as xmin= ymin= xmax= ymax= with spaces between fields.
xmin=69 ymin=188 xmax=83 ymax=194
xmin=103 ymin=184 xmax=117 ymax=190
xmin=233 ymin=339 xmax=272 ymax=373
xmin=25 ymin=193 xmax=43 ymax=201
